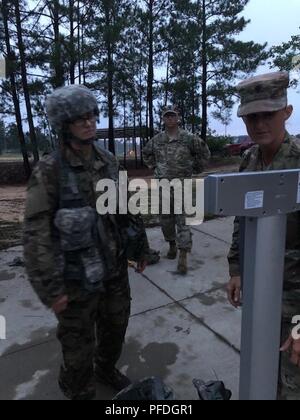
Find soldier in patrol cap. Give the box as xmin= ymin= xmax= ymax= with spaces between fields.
xmin=24 ymin=85 xmax=148 ymax=400
xmin=226 ymin=71 xmax=300 ymax=399
xmin=143 ymin=106 xmax=210 ymax=275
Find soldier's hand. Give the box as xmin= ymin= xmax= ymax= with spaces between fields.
xmin=227 ymin=276 xmax=242 ymax=308
xmin=281 ymin=335 xmax=300 ymax=368
xmin=137 ymin=260 xmax=147 ymax=274
xmin=52 ymin=295 xmax=69 ymax=315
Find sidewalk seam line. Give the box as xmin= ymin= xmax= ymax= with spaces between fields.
xmin=191 ymin=226 xmax=232 ymax=245
xmin=1 ymin=284 xmax=232 ymax=359
xmin=130 ymin=284 xmax=225 ymax=318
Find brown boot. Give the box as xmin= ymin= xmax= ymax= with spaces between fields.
xmin=177 ymin=250 xmax=188 ymax=275
xmin=167 ymin=241 xmax=178 ymax=260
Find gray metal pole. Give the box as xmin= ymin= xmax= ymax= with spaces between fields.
xmin=239 ymin=215 xmax=287 ymax=400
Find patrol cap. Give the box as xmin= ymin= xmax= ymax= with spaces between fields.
xmin=237 ymin=71 xmax=290 ymax=117
xmin=162 ymin=105 xmax=179 ymax=117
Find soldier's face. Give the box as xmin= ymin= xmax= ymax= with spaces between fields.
xmin=163 ymin=113 xmax=179 ymax=129
xmin=243 ymin=106 xmax=293 ymax=146
xmin=69 ymin=112 xmax=97 ymax=141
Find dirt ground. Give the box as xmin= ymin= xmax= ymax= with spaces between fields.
xmin=0 ymin=186 xmax=26 ymax=222
xmin=0 ymin=186 xmax=26 ymax=250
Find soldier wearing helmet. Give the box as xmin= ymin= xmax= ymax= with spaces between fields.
xmin=45 ymin=84 xmax=100 ymax=146
xmin=23 ymin=85 xmax=148 ymax=400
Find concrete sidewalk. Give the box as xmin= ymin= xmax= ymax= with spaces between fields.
xmin=0 ymin=217 xmax=241 ymax=400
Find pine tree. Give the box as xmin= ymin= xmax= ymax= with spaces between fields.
xmin=139 ymin=0 xmax=173 ymax=137
xmin=199 ymin=0 xmax=268 ymax=141
xmin=86 ymin=0 xmax=134 ymax=154
xmin=0 ymin=0 xmax=269 ymax=162
xmin=13 ymin=0 xmax=39 ymax=162
xmin=163 ymin=0 xmax=202 ymax=132
xmin=0 ymin=0 xmax=31 ymax=177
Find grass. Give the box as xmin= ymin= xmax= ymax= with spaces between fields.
xmin=0 ymin=154 xmax=24 ymax=161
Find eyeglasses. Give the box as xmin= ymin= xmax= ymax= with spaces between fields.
xmin=70 ymin=113 xmax=98 ymax=127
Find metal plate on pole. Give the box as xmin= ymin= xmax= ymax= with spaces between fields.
xmin=205 ymin=169 xmax=300 ymax=217
xmin=205 ymin=170 xmax=299 ymax=400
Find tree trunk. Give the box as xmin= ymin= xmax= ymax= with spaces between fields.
xmin=145 ymin=102 xmax=149 ymax=141
xmin=147 ymin=0 xmax=154 ymax=138
xmin=164 ymin=49 xmax=170 ymax=107
xmin=51 ymin=0 xmax=65 ymax=88
xmin=123 ymin=95 xmax=127 ymax=168
xmin=77 ymin=0 xmax=81 ymax=83
xmin=2 ymin=0 xmax=31 ymax=178
xmin=105 ymin=6 xmax=115 ymax=155
xmin=69 ymin=0 xmax=76 ymax=84
xmin=192 ymin=66 xmax=196 ymax=133
xmin=133 ymin=103 xmax=138 ymax=169
xmin=138 ymin=57 xmax=144 ymax=166
xmin=181 ymin=100 xmax=186 ymax=128
xmin=139 ymin=56 xmax=143 ymax=132
xmin=82 ymin=25 xmax=86 ymax=84
xmin=201 ymin=0 xmax=208 ymax=141
xmin=14 ymin=0 xmax=40 ymax=163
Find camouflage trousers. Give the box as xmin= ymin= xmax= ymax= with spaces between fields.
xmin=56 ymin=265 xmax=131 ymax=398
xmin=159 ymin=188 xmax=192 ymax=252
xmin=278 ymin=292 xmax=300 ymax=400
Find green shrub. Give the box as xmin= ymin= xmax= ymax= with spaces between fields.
xmin=206 ymin=136 xmax=232 ymax=156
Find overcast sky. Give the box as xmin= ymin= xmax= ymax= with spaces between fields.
xmin=212 ymin=0 xmax=300 ymax=136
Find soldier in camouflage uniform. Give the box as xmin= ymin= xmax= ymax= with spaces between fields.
xmin=23 ymin=85 xmax=148 ymax=400
xmin=226 ymin=72 xmax=300 ymax=399
xmin=143 ymin=106 xmax=210 ymax=274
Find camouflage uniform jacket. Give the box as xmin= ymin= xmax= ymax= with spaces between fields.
xmin=24 ymin=144 xmax=147 ymax=308
xmin=228 ymin=132 xmax=300 ymax=297
xmin=143 ymin=129 xmax=211 ymax=179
